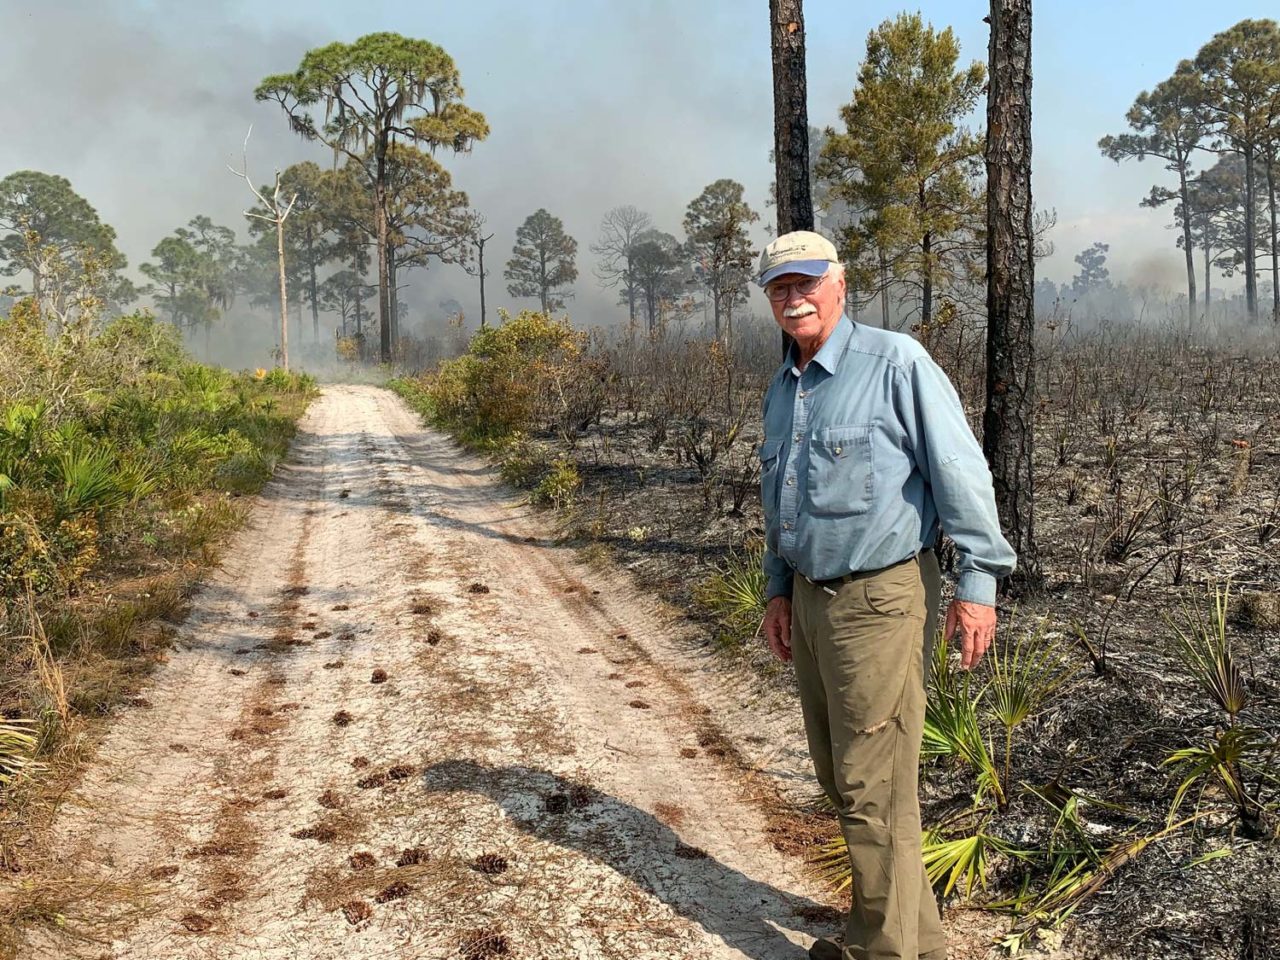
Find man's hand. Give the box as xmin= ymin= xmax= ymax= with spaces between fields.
xmin=763 ymin=595 xmax=793 ymax=662
xmin=944 ymin=599 xmax=997 ymax=670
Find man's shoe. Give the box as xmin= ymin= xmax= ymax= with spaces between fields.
xmin=807 ymin=936 xmax=843 ymax=960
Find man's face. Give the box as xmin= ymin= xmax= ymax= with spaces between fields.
xmin=766 ymin=266 xmax=846 ymax=342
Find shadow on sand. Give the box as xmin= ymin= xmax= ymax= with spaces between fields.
xmin=422 ymin=759 xmax=841 ymax=960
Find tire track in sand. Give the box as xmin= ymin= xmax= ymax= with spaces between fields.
xmin=30 ymin=385 xmax=838 ymax=960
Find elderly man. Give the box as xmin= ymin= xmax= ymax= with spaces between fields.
xmin=757 ymin=231 xmax=1016 ymax=960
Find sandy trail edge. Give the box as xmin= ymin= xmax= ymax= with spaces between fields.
xmin=29 ymin=384 xmax=871 ymax=960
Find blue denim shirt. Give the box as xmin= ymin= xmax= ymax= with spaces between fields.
xmin=761 ymin=315 xmax=1016 ymax=606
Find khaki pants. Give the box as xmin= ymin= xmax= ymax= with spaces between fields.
xmin=791 ymin=551 xmax=946 ymax=960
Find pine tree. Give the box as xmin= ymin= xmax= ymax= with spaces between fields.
xmin=1099 ymin=63 xmax=1209 ymax=325
xmin=983 ymin=0 xmax=1040 ymax=591
xmin=504 ymin=209 xmax=578 ymax=313
xmin=818 ymin=13 xmax=985 ymax=329
xmin=683 ymin=179 xmax=758 ymax=342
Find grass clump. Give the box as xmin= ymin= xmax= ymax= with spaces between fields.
xmin=1161 ymin=583 xmax=1274 ymax=835
xmin=693 ymin=540 xmax=766 ymax=648
xmin=529 ymin=458 xmax=581 ymax=509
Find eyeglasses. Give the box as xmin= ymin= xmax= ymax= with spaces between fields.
xmin=764 ymin=273 xmax=827 ymax=302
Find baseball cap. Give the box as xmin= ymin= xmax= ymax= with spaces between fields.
xmin=756 ymin=230 xmax=839 ymax=287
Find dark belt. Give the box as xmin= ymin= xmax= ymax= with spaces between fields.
xmin=797 ymin=549 xmax=932 ymax=592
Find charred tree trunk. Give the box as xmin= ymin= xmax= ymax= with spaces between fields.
xmin=1203 ymin=208 xmax=1213 ymax=314
xmin=476 ymin=232 xmax=492 ymax=329
xmin=276 ymin=215 xmax=290 ymax=371
xmin=538 ymin=249 xmax=549 ymax=314
xmin=1244 ymin=142 xmax=1258 ymax=321
xmin=1268 ymin=154 xmax=1278 ymax=322
xmin=920 ymin=183 xmax=934 ymax=327
xmin=389 ymin=255 xmax=400 ymax=355
xmin=355 ymin=287 xmax=364 ymax=359
xmin=626 ymin=251 xmax=637 ymax=326
xmin=770 ymin=0 xmax=813 ymax=357
xmin=983 ymin=0 xmax=1039 ymax=591
xmin=770 ymin=0 xmax=813 ymax=235
xmin=307 ymin=227 xmax=320 ymax=344
xmin=1177 ymin=168 xmax=1196 ymax=328
xmin=375 ymin=180 xmax=392 ymax=363
xmin=878 ymin=250 xmax=890 ymax=329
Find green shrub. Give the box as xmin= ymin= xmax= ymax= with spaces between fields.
xmin=402 ymin=309 xmax=584 ymax=445
xmin=0 ymin=310 xmax=316 ymax=602
xmin=498 ymin=435 xmax=551 ymax=489
xmin=530 ymin=458 xmax=581 ymax=509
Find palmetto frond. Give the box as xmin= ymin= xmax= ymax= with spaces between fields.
xmin=984 ymin=617 xmax=1075 ymax=732
xmin=47 ymin=438 xmax=154 ymax=517
xmin=924 ymin=632 xmax=1004 ymax=806
xmin=922 ymin=824 xmax=1025 ymax=898
xmin=1167 ymin=582 xmax=1248 ymax=720
xmin=1163 ymin=726 xmax=1268 ymax=824
xmin=693 ymin=540 xmax=766 ymax=639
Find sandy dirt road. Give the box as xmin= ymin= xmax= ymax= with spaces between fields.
xmin=36 ymin=384 xmax=843 ymax=960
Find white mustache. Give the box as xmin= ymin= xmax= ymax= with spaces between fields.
xmin=783 ymin=304 xmax=817 ymax=319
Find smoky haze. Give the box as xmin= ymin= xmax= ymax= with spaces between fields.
xmin=0 ymin=1 xmax=1251 ymax=369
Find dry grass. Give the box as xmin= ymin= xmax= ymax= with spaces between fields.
xmin=0 ymin=872 xmax=156 ymax=958
xmin=1234 ymin=591 xmax=1280 ymax=630
xmin=653 ymin=801 xmax=686 ymax=827
xmin=304 ymin=860 xmax=457 ymax=914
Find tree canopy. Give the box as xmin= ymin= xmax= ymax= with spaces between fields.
xmin=1099 ymin=62 xmax=1208 ymax=322
xmin=140 ymin=216 xmax=237 ymax=336
xmin=1194 ymin=19 xmax=1280 ymax=319
xmin=591 ymin=205 xmax=652 ymax=323
xmin=256 ymin=33 xmax=488 ymax=361
xmin=818 ymin=13 xmax=985 ymax=329
xmin=504 ymin=209 xmax=578 ymax=313
xmin=0 ymin=170 xmax=129 ymax=314
xmin=629 ymin=229 xmax=686 ymax=333
xmin=683 ymin=178 xmax=757 ymax=341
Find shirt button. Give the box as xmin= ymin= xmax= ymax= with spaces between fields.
xmin=786 ymin=477 xmax=795 ymax=486
xmin=798 ymin=390 xmax=808 ymax=398
xmin=783 ymin=522 xmax=793 ymax=530
xmin=794 ymin=433 xmax=802 ymax=442
xmin=834 ymin=447 xmax=842 ymax=455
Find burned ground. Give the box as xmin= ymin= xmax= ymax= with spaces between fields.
xmin=452 ymin=321 xmax=1280 ymax=960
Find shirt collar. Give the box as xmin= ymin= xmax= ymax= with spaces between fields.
xmin=788 ymin=314 xmax=855 ymax=378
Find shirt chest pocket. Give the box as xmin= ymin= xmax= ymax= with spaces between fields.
xmin=807 ymin=423 xmax=875 ymax=516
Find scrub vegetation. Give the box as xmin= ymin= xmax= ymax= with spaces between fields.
xmin=0 ymin=288 xmax=314 ymax=900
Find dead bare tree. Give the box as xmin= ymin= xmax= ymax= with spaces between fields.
xmin=470 ymin=213 xmax=495 ymax=329
xmin=229 ymin=127 xmax=298 ymax=370
xmin=592 ymin=205 xmax=652 ymax=324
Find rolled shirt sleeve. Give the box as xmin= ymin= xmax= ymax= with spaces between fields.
xmin=898 ymin=355 xmax=1017 ymax=606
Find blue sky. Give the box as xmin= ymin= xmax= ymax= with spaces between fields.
xmin=0 ymin=1 xmax=1269 ymax=324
